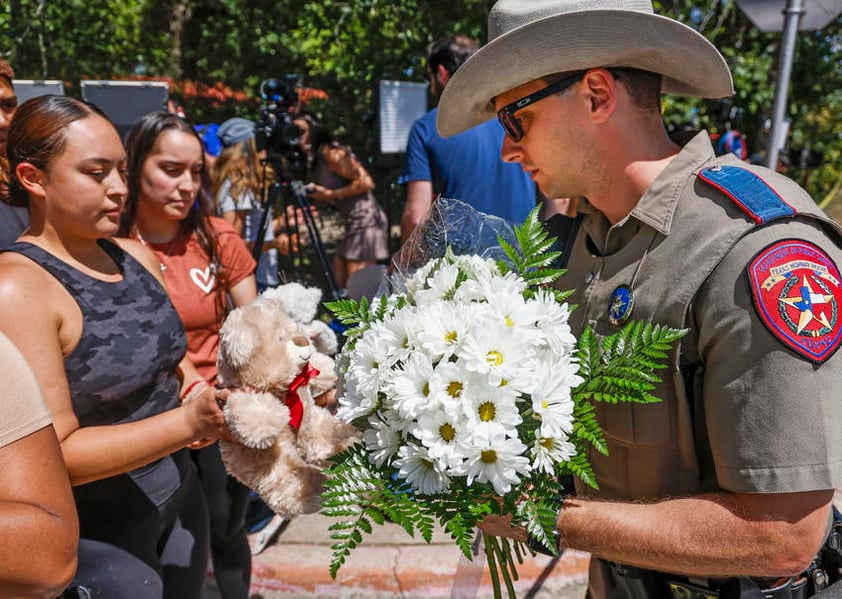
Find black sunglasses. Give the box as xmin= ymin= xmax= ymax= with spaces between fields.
xmin=497 ymin=71 xmax=586 ymax=142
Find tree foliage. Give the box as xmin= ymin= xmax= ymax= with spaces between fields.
xmin=1 ymin=0 xmax=841 ymax=203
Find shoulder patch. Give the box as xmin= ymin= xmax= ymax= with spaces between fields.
xmin=699 ymin=165 xmax=796 ymax=224
xmin=747 ymin=239 xmax=842 ymax=363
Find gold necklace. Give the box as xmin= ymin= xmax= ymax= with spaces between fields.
xmin=134 ymin=227 xmax=179 ymax=274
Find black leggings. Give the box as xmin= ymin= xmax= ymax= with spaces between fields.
xmin=68 ymin=450 xmax=210 ymax=599
xmin=191 ymin=442 xmax=252 ymax=599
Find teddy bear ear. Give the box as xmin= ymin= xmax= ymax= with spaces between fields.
xmin=219 ymin=308 xmax=260 ymax=369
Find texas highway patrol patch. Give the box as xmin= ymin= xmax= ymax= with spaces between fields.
xmin=748 ymin=239 xmax=842 ymax=363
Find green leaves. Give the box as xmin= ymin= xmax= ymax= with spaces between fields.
xmin=498 ymin=206 xmax=566 ymax=294
xmin=575 ymin=321 xmax=687 ymax=406
xmin=564 ymin=321 xmax=687 ymax=491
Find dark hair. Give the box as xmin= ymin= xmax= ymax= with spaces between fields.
xmin=296 ymin=113 xmax=332 ymax=153
xmin=426 ymin=34 xmax=479 ymax=77
xmin=543 ymin=67 xmax=662 ymax=113
xmin=294 ymin=113 xmax=338 ymax=178
xmin=5 ymin=95 xmax=107 ymax=208
xmin=0 ymin=58 xmax=13 ymax=84
xmin=119 ymin=111 xmax=230 ymax=316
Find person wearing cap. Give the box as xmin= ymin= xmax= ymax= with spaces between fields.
xmin=399 ymin=34 xmax=537 ymax=244
xmin=0 ymin=58 xmax=29 ymax=247
xmin=437 ymin=1 xmax=842 ymax=597
xmin=213 ymin=117 xmax=288 ymax=290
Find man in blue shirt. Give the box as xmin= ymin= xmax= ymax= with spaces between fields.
xmin=400 ymin=34 xmax=537 ymax=243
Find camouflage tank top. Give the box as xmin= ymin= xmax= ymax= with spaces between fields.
xmin=5 ymin=239 xmax=186 ymax=425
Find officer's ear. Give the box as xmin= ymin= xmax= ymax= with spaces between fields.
xmin=581 ymin=68 xmax=617 ymax=124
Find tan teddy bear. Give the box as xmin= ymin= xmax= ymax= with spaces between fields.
xmin=216 ymin=291 xmax=360 ymax=518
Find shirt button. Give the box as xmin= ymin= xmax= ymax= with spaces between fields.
xmin=584 ymin=272 xmax=595 ymax=284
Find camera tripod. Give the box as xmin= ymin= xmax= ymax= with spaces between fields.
xmin=253 ymin=177 xmax=342 ymax=300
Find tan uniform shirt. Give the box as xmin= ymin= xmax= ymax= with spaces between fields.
xmin=0 ymin=331 xmax=51 ymax=448
xmin=564 ymin=132 xmax=842 ymax=501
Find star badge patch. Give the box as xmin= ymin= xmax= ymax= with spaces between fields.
xmin=748 ymin=239 xmax=842 ymax=363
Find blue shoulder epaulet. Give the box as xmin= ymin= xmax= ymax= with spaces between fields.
xmin=698 ymin=165 xmax=796 ymax=225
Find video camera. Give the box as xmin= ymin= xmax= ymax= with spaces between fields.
xmin=255 ymin=74 xmax=306 ymax=181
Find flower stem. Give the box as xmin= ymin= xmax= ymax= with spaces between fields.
xmin=500 ymin=537 xmax=519 ymax=581
xmin=494 ymin=537 xmax=518 ymax=597
xmin=483 ymin=532 xmax=503 ymax=599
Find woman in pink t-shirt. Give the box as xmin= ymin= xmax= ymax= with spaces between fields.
xmin=119 ymin=111 xmax=257 ymax=599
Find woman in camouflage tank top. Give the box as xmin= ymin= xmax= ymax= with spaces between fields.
xmin=0 ymin=96 xmax=230 ymax=598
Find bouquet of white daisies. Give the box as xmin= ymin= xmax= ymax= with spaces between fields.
xmin=321 ymin=199 xmax=685 ymax=598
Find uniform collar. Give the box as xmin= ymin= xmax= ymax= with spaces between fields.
xmin=627 ymin=131 xmax=716 ymax=236
xmin=576 ymin=131 xmax=715 ymax=237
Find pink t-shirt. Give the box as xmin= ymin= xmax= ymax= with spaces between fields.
xmin=147 ymin=217 xmax=256 ymax=381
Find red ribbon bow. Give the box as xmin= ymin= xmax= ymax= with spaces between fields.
xmin=285 ymin=362 xmax=320 ymax=429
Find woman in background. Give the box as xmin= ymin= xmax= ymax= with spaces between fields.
xmin=120 ymin=111 xmax=257 ymax=599
xmin=212 ymin=117 xmax=297 ymax=291
xmin=294 ymin=114 xmax=388 ymax=290
xmin=0 ymin=95 xmax=227 ymax=598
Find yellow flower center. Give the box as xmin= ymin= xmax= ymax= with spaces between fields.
xmin=541 ymin=399 xmax=549 ymax=410
xmin=422 ymin=382 xmax=430 ymax=396
xmin=446 ymin=381 xmax=463 ymax=398
xmin=540 ymin=437 xmax=554 ymax=450
xmin=439 ymin=423 xmax=456 ymax=442
xmin=480 ymin=449 xmax=498 ymax=464
xmin=445 ymin=331 xmax=458 ymax=343
xmin=486 ymin=350 xmax=504 ymax=366
xmin=478 ymin=402 xmax=496 ymax=422
xmin=505 ymin=316 xmax=514 ymax=327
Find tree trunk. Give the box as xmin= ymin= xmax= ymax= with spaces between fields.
xmin=168 ymin=1 xmax=192 ymax=78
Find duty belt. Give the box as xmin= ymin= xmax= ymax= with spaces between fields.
xmin=604 ymin=561 xmax=814 ymax=599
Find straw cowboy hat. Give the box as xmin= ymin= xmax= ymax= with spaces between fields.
xmin=437 ymin=0 xmax=734 ymax=137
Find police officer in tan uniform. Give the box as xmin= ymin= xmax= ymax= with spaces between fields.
xmin=436 ymin=1 xmax=842 ymax=597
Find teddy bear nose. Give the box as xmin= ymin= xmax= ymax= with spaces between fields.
xmin=292 ymin=335 xmax=309 ymax=347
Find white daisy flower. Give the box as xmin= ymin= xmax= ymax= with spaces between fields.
xmin=531 ymin=432 xmax=577 ymax=476
xmin=459 ymin=321 xmax=534 ymax=388
xmin=362 ymin=413 xmax=403 ymax=468
xmin=452 ymin=428 xmax=531 ymax=495
xmin=532 ymin=288 xmax=578 ymax=356
xmin=346 ymin=329 xmax=391 ymax=397
xmin=414 ymin=261 xmax=462 ymax=305
xmin=463 ymin=383 xmax=522 ymax=439
xmin=383 ymin=352 xmax=436 ymax=420
xmin=530 ymin=366 xmax=579 ymax=439
xmin=377 ymin=308 xmax=421 ymax=365
xmin=416 ymin=408 xmax=468 ymax=469
xmin=456 ymin=267 xmax=527 ymax=304
xmin=427 ymin=360 xmax=473 ymax=407
xmin=336 ymin=376 xmax=379 ymax=422
xmin=404 ymin=259 xmax=440 ymax=299
xmin=484 ymin=285 xmax=538 ymax=330
xmin=416 ymin=303 xmax=472 ymax=361
xmin=394 ymin=443 xmax=451 ymax=495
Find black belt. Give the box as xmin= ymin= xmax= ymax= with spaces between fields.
xmin=604 ymin=561 xmax=812 ymax=599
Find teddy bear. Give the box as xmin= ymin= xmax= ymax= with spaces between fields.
xmin=261 ymin=282 xmax=339 ymax=356
xmin=215 ymin=290 xmax=360 ymax=518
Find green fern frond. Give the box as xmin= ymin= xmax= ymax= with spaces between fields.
xmin=443 ymin=512 xmax=477 ymax=559
xmin=563 ymin=453 xmax=599 ymax=489
xmin=497 ymin=207 xmax=566 ymax=286
xmin=517 ymin=497 xmax=561 ymax=556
